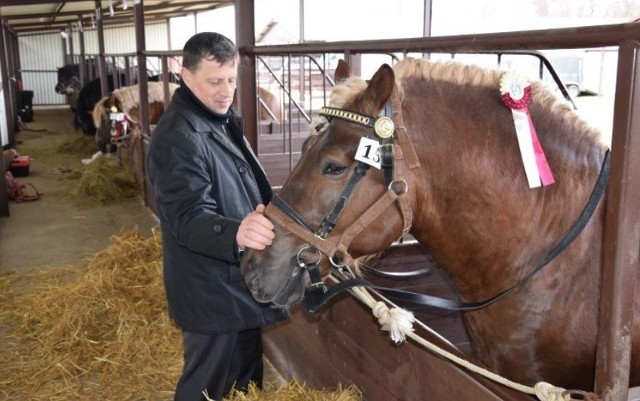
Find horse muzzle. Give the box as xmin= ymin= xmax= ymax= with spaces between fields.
xmin=240 ymin=249 xmax=308 ymax=306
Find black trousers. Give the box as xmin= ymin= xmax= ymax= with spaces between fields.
xmin=174 ymin=328 xmax=263 ymax=401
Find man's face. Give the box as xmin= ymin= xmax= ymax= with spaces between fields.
xmin=181 ymin=57 xmax=237 ymax=115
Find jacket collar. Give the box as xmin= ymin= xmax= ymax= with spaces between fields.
xmin=178 ymin=83 xmax=233 ymax=122
xmin=173 ymin=84 xmax=241 ymax=133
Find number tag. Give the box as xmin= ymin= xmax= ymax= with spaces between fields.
xmin=355 ymin=137 xmax=381 ymax=169
xmin=110 ymin=112 xmax=125 ymax=121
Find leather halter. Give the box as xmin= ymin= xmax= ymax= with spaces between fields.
xmin=265 ymin=88 xmax=421 ymax=295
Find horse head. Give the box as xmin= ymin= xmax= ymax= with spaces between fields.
xmin=55 ymin=64 xmax=82 ymax=95
xmin=241 ymin=61 xmax=414 ymax=306
xmin=93 ymin=94 xmax=128 ymax=153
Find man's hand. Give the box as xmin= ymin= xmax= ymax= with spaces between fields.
xmin=236 ymin=204 xmax=275 ymax=250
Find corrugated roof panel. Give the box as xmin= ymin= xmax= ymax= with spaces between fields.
xmin=69 ymin=22 xmax=168 ymax=54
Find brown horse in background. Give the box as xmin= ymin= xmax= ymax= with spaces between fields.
xmin=240 ymin=57 xmax=638 ymax=391
xmin=232 ymin=86 xmax=283 ymax=122
xmin=257 ymin=86 xmax=283 ymax=121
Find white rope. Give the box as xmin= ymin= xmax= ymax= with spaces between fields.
xmin=345 ymin=284 xmax=578 ymax=401
xmin=202 ymin=389 xmax=214 ymax=401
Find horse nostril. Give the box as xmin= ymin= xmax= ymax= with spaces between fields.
xmin=248 ymin=274 xmax=259 ymax=290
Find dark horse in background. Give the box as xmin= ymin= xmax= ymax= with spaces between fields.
xmin=55 ymin=64 xmax=85 ymax=111
xmin=55 ymin=63 xmax=179 ymax=136
xmin=75 ymin=73 xmax=130 ymax=136
xmin=240 ymin=58 xmax=639 ymax=392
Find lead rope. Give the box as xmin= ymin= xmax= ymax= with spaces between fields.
xmin=339 ymin=281 xmax=598 ymax=401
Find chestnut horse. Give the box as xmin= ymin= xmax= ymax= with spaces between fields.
xmin=240 ymin=57 xmax=638 ymax=391
xmin=232 ymin=86 xmax=283 ymax=121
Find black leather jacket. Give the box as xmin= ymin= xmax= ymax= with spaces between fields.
xmin=147 ymin=86 xmax=288 ymax=334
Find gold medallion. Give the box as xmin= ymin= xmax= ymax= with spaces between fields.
xmin=374 ymin=116 xmax=394 ymax=138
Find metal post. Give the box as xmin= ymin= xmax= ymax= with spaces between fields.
xmin=95 ymin=1 xmax=108 ymax=96
xmin=0 ymin=17 xmax=16 ymax=144
xmin=78 ymin=17 xmax=86 ymax=85
xmin=0 ymin=15 xmax=11 ymax=217
xmin=594 ymin=40 xmax=640 ymax=401
xmin=235 ymin=0 xmax=258 ymax=152
xmin=134 ymin=0 xmax=149 ymax=138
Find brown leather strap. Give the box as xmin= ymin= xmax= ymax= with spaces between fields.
xmin=265 ymin=203 xmax=339 ymax=258
xmin=391 ymin=86 xmax=421 ymax=170
xmin=334 ymin=190 xmax=400 ymax=266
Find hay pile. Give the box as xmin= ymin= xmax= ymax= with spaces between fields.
xmin=0 ymin=230 xmax=361 ymax=400
xmin=223 ymin=381 xmax=362 ymax=401
xmin=56 ymin=135 xmax=98 ymax=158
xmin=68 ymin=156 xmax=138 ymax=204
xmin=0 ymin=230 xmax=182 ymax=400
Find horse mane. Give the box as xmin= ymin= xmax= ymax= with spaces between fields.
xmin=92 ymin=95 xmax=113 ymax=129
xmin=319 ymin=57 xmax=602 ymax=145
xmin=113 ymin=82 xmax=178 ymax=112
xmin=394 ymin=57 xmax=602 ymax=143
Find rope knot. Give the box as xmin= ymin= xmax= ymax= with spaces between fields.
xmin=534 ymin=382 xmax=570 ymax=401
xmin=372 ymin=301 xmax=414 ymax=343
xmin=534 ymin=383 xmax=600 ymax=401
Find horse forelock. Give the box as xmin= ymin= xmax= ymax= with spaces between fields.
xmin=329 ymin=76 xmax=369 ymax=108
xmin=308 ymin=77 xmax=370 ymax=135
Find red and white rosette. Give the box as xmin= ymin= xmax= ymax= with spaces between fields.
xmin=500 ymin=72 xmax=554 ymax=188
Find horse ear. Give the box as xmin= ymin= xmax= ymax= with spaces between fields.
xmin=363 ymin=64 xmax=395 ymax=113
xmin=334 ymin=60 xmax=352 ymax=83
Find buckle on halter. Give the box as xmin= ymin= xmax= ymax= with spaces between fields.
xmin=311 ymin=281 xmax=327 ymax=291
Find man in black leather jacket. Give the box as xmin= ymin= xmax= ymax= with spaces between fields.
xmin=147 ymin=32 xmax=289 ymax=401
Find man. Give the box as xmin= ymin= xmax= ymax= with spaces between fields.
xmin=147 ymin=32 xmax=288 ymax=401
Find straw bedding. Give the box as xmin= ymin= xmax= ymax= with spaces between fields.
xmin=223 ymin=381 xmax=361 ymax=401
xmin=0 ymin=230 xmax=361 ymax=400
xmin=0 ymin=229 xmax=181 ymax=400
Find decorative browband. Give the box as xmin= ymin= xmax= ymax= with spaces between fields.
xmin=319 ymin=106 xmax=374 ymax=127
xmin=319 ymin=106 xmax=395 ymax=139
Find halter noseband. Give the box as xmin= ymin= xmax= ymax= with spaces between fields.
xmin=109 ymin=105 xmax=131 ymax=143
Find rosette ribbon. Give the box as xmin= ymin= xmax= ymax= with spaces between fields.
xmin=500 ymin=72 xmax=554 ymax=188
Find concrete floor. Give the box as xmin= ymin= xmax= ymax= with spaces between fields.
xmin=0 ymin=107 xmax=284 ymax=391
xmin=0 ymin=108 xmax=159 ymax=271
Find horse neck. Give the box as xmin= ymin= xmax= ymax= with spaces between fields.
xmin=402 ymin=79 xmax=607 ymax=298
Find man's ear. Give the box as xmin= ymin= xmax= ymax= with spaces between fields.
xmin=180 ymin=67 xmax=191 ymax=85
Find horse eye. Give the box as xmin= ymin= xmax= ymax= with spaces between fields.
xmin=322 ymin=163 xmax=347 ymax=176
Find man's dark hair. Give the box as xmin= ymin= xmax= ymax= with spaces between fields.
xmin=182 ymin=32 xmax=238 ymax=72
